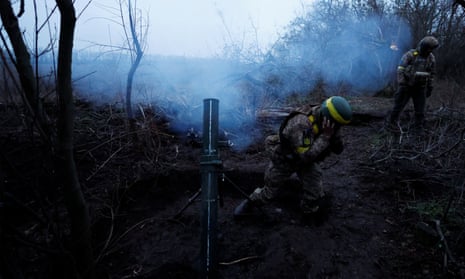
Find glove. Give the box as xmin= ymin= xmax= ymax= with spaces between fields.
xmin=426 ymin=87 xmax=433 ymax=98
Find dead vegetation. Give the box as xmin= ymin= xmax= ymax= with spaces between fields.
xmin=362 ymin=90 xmax=465 ymax=276
xmin=2 ymin=90 xmax=465 ymax=278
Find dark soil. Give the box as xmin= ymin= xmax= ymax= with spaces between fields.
xmin=1 ymin=96 xmax=465 ymax=279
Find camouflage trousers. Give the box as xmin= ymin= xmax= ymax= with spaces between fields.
xmin=249 ymin=155 xmax=325 ymax=213
xmin=388 ymin=85 xmax=427 ymax=128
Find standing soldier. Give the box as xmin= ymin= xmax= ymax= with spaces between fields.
xmin=234 ymin=96 xmax=352 ymax=221
xmin=385 ymin=36 xmax=439 ymax=133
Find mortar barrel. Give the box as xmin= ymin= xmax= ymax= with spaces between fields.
xmin=200 ymin=98 xmax=221 ymax=278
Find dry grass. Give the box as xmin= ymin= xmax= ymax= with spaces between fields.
xmin=365 ymin=79 xmax=465 ymax=274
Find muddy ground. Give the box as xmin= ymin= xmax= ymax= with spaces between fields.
xmin=1 ymin=96 xmax=465 ymax=279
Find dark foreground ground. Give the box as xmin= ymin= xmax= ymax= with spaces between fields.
xmin=1 ymin=96 xmax=465 ymax=279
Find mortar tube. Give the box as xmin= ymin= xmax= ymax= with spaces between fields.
xmin=200 ymin=98 xmax=222 ymax=279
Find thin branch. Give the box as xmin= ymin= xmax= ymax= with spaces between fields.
xmin=86 ymin=142 xmax=129 ymax=181
xmin=17 ymin=0 xmax=25 ymax=17
xmin=95 ymin=207 xmax=115 ymax=263
xmin=434 ymin=219 xmax=456 ymax=265
xmin=219 ymin=256 xmax=261 ymax=266
xmin=433 ymin=128 xmax=465 ymax=159
xmin=76 ymin=0 xmax=93 ymax=20
xmin=37 ymin=4 xmax=58 ymax=34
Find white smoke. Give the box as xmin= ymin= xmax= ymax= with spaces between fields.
xmin=48 ymin=14 xmax=412 ymax=151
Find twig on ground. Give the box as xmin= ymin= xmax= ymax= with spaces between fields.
xmin=174 ymin=188 xmax=201 ymax=219
xmin=95 ymin=207 xmax=115 ymax=264
xmin=434 ymin=219 xmax=456 ymax=267
xmin=219 ymin=255 xmax=260 ymax=266
xmin=103 ymin=216 xmax=173 ymax=257
xmin=86 ymin=143 xmax=129 ymax=181
xmin=433 ymin=128 xmax=465 ymax=159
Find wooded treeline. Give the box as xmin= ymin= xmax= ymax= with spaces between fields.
xmin=258 ymin=0 xmax=465 ymax=95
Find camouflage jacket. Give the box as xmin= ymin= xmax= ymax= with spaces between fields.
xmin=275 ymin=106 xmax=343 ymax=164
xmin=397 ymin=49 xmax=436 ymax=89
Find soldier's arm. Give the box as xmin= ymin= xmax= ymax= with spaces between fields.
xmin=427 ymin=54 xmax=436 ymax=90
xmin=297 ymin=117 xmax=334 ymax=163
xmin=302 ymin=135 xmax=332 ymax=162
xmin=397 ymin=51 xmax=413 ymax=85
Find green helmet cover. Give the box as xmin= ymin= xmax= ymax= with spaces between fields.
xmin=321 ymin=96 xmax=352 ymax=125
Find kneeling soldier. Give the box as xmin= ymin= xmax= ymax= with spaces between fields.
xmin=234 ymin=96 xmax=352 ymax=220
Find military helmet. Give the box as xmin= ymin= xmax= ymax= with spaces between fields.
xmin=419 ymin=36 xmax=439 ymax=53
xmin=321 ymin=96 xmax=352 ymax=125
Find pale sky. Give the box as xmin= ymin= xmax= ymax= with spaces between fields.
xmin=16 ymin=0 xmax=311 ymax=57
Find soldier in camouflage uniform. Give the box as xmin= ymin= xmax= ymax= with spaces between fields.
xmin=386 ymin=36 xmax=439 ymax=133
xmin=234 ymin=96 xmax=352 ymax=218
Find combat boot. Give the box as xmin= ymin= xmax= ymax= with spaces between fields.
xmin=300 ymin=195 xmax=332 ymax=225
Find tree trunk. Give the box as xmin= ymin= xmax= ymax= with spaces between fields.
xmin=0 ymin=0 xmax=52 ymax=143
xmin=0 ymin=0 xmax=35 ymax=104
xmin=55 ymin=1 xmax=95 ymax=278
xmin=126 ymin=53 xmax=142 ymax=130
xmin=125 ymin=0 xmax=144 ymax=131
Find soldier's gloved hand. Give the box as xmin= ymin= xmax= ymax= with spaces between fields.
xmin=426 ymin=87 xmax=433 ymax=98
xmin=321 ymin=117 xmax=335 ymax=139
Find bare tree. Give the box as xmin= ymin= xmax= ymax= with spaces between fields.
xmin=392 ymin=0 xmax=465 ymax=77
xmin=0 ymin=0 xmax=52 ymax=143
xmin=0 ymin=1 xmax=95 ymax=277
xmin=265 ymin=0 xmax=465 ymax=98
xmin=119 ymin=0 xmax=147 ymax=129
xmin=55 ymin=0 xmax=95 ymax=278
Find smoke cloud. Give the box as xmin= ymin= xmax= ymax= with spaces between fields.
xmin=270 ymin=15 xmax=412 ymax=95
xmin=40 ymin=14 xmax=412 ymax=151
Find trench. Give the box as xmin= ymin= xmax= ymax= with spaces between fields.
xmin=96 ymin=169 xmax=268 ymax=278
xmin=94 ymin=110 xmax=391 ymax=278
xmin=126 ymin=169 xmax=266 ymax=209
